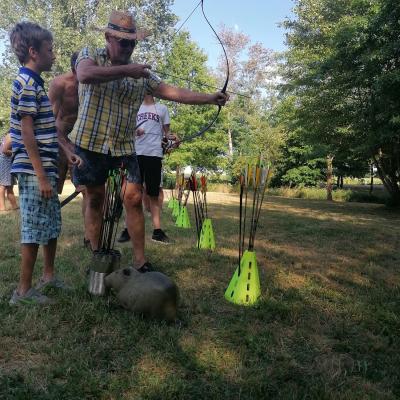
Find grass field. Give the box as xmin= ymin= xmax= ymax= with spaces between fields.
xmin=0 ymin=190 xmax=399 ymax=399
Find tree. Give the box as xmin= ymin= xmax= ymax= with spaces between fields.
xmin=0 ymin=0 xmax=177 ymax=127
xmin=281 ymin=0 xmax=400 ymax=203
xmin=213 ymin=26 xmax=282 ymax=175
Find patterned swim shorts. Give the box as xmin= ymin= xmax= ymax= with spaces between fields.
xmin=17 ymin=174 xmax=61 ymax=245
xmin=0 ymin=154 xmax=14 ymax=186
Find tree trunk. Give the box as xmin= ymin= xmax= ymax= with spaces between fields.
xmin=228 ymin=127 xmax=233 ymax=157
xmin=373 ymin=154 xmax=400 ymax=206
xmin=340 ymin=176 xmax=343 ymax=189
xmin=369 ymin=162 xmax=374 ymax=194
xmin=326 ymin=155 xmax=334 ymax=201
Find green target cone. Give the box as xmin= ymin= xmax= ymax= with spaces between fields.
xmin=176 ymin=206 xmax=191 ymax=228
xmin=168 ymin=197 xmax=174 ymax=209
xmin=172 ymin=200 xmax=180 ymax=217
xmin=198 ymin=218 xmax=216 ymax=250
xmin=225 ymin=250 xmax=261 ymax=306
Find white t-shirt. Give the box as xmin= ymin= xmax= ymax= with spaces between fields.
xmin=135 ymin=103 xmax=170 ymax=157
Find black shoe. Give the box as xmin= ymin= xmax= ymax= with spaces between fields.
xmin=117 ymin=228 xmax=130 ymax=243
xmin=137 ymin=262 xmax=154 ymax=273
xmin=152 ymin=229 xmax=170 ymax=244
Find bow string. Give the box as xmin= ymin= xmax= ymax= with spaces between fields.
xmin=164 ymin=0 xmax=230 ymax=150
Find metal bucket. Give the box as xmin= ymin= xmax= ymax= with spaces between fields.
xmin=88 ymin=249 xmax=121 ymax=296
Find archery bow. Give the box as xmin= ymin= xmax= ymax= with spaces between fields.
xmin=163 ymin=0 xmax=230 ymax=151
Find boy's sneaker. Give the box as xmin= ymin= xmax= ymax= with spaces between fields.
xmin=117 ymin=228 xmax=130 ymax=243
xmin=35 ymin=276 xmax=71 ymax=291
xmin=151 ymin=229 xmax=170 ymax=244
xmin=9 ymin=288 xmax=54 ymax=306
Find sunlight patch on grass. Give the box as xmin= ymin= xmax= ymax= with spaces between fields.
xmin=136 ymin=354 xmax=174 ymax=384
xmin=176 ymin=268 xmax=218 ymax=291
xmin=0 ymin=337 xmax=50 ymax=377
xmin=275 ymin=271 xmax=308 ymax=290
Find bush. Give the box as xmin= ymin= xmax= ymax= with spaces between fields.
xmin=281 ymin=166 xmax=323 ymax=187
xmin=267 ymin=187 xmax=389 ymax=204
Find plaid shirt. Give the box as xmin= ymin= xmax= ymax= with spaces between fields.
xmin=69 ymin=47 xmax=161 ymax=156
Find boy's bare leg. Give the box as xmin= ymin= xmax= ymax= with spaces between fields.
xmin=42 ymin=238 xmax=57 ymax=281
xmin=84 ymin=184 xmax=105 ymax=251
xmin=0 ymin=186 xmax=6 ymax=210
xmin=6 ymin=186 xmax=18 ymax=209
xmin=123 ymin=182 xmax=146 ymax=268
xmin=18 ymin=243 xmax=39 ymax=294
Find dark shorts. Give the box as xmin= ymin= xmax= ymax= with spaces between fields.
xmin=137 ymin=155 xmax=162 ymax=197
xmin=72 ymin=146 xmax=141 ymax=186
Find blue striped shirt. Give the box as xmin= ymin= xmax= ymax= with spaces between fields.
xmin=10 ymin=67 xmax=58 ymax=177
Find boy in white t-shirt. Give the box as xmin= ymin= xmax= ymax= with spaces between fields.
xmin=119 ymin=94 xmax=176 ymax=244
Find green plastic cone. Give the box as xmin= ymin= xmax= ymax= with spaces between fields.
xmin=172 ymin=200 xmax=180 ymax=217
xmin=168 ymin=197 xmax=174 ymax=209
xmin=224 ymin=250 xmax=261 ymax=306
xmin=198 ymin=218 xmax=216 ymax=250
xmin=175 ymin=206 xmax=191 ymax=228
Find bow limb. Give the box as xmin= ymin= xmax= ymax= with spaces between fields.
xmin=166 ymin=0 xmax=229 ymax=151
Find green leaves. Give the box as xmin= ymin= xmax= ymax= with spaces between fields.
xmin=278 ymin=0 xmax=400 ymax=201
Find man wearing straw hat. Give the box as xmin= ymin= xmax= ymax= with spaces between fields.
xmin=69 ymin=10 xmax=228 ymax=273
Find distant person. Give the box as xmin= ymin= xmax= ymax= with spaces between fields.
xmin=118 ymin=94 xmax=176 ymax=244
xmin=8 ymin=21 xmax=81 ymax=305
xmin=142 ymin=169 xmax=165 ymax=213
xmin=0 ymin=133 xmax=18 ymax=211
xmin=48 ymin=51 xmax=88 ymax=246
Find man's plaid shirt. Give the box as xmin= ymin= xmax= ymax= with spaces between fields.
xmin=69 ymin=47 xmax=161 ymax=156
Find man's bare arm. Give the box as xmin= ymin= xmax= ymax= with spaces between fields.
xmin=153 ymin=82 xmax=228 ymax=106
xmin=48 ymin=78 xmax=62 ymax=119
xmin=48 ymin=79 xmax=74 ymax=153
xmin=76 ymin=59 xmax=152 ymax=84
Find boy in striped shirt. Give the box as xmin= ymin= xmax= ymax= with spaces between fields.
xmin=9 ymin=22 xmax=82 ymax=305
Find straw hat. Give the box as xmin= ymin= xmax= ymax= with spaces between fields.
xmin=104 ymin=10 xmax=150 ymax=40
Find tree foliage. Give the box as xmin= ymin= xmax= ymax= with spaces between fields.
xmin=156 ymin=32 xmax=228 ymax=172
xmin=0 ymin=0 xmax=176 ymax=129
xmin=280 ymin=0 xmax=400 ymax=203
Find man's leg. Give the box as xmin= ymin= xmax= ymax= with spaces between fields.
xmin=72 ymin=146 xmax=109 ymax=251
xmin=84 ymin=184 xmax=105 ymax=251
xmin=123 ymin=182 xmax=146 ymax=268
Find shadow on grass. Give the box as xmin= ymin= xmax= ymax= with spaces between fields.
xmin=1 ymin=196 xmax=399 ymax=399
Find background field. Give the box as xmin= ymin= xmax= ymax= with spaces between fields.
xmin=0 ymin=187 xmax=399 ymax=399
